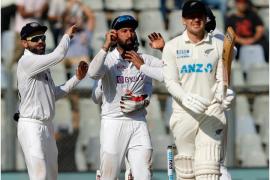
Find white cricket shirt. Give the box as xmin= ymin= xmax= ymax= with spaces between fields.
xmin=163 ymin=30 xmax=224 ymax=111
xmin=17 ymin=34 xmax=80 ymax=121
xmin=88 ymin=48 xmax=162 ymax=120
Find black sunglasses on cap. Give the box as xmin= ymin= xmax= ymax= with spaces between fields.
xmin=26 ymin=34 xmax=46 ymax=42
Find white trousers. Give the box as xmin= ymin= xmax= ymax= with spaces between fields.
xmin=171 ymin=103 xmax=226 ymax=180
xmin=100 ymin=118 xmax=152 ymax=180
xmin=17 ymin=119 xmax=58 ymax=180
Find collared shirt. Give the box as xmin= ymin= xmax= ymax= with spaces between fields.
xmin=17 ymin=34 xmax=80 ymax=121
xmin=88 ymin=48 xmax=162 ymax=120
xmin=163 ymin=30 xmax=224 ymax=111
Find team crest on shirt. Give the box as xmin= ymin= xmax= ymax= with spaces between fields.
xmin=204 ymin=48 xmax=214 ymax=56
xmin=176 ymin=49 xmax=192 ymax=58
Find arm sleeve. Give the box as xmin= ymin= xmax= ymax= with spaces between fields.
xmin=87 ymin=49 xmax=107 ymax=79
xmin=214 ymin=41 xmax=225 ymax=101
xmin=140 ymin=64 xmax=164 ymax=82
xmin=54 ymin=75 xmax=80 ymax=100
xmin=91 ymin=80 xmax=103 ymax=104
xmin=21 ymin=34 xmax=70 ymax=77
xmin=162 ymin=43 xmax=186 ymax=103
xmin=253 ymin=13 xmax=263 ymax=26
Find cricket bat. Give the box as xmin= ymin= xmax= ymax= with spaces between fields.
xmin=222 ymin=26 xmax=236 ymax=91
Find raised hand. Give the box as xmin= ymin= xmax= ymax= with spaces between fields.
xmin=148 ymin=32 xmax=165 ymax=51
xmin=76 ymin=61 xmax=89 ymax=80
xmin=124 ymin=51 xmax=144 ymax=70
xmin=65 ymin=24 xmax=78 ymax=38
xmin=103 ymin=29 xmax=117 ymax=51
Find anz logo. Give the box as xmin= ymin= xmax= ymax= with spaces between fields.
xmin=180 ymin=63 xmax=213 ymax=74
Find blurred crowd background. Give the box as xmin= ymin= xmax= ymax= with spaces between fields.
xmin=1 ymin=0 xmax=269 ymax=172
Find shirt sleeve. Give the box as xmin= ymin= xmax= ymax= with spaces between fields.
xmin=214 ymin=40 xmax=225 ymax=101
xmin=87 ymin=49 xmax=107 ymax=79
xmin=252 ymin=12 xmax=264 ymax=26
xmin=54 ymin=75 xmax=80 ymax=100
xmin=140 ymin=64 xmax=164 ymax=82
xmin=20 ymin=34 xmax=70 ymax=77
xmin=91 ymin=80 xmax=103 ymax=104
xmin=162 ymin=43 xmax=186 ymax=103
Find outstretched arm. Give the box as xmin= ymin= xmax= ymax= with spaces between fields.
xmin=54 ymin=61 xmax=88 ymax=100
xmin=21 ymin=25 xmax=78 ymax=77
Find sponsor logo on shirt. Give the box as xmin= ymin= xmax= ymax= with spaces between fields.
xmin=176 ymin=49 xmax=192 ymax=58
xmin=180 ymin=63 xmax=213 ymax=74
xmin=116 ymin=75 xmax=145 ymax=84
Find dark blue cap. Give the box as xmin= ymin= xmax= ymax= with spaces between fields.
xmin=182 ymin=0 xmax=207 ymax=18
xmin=111 ymin=15 xmax=138 ymax=30
xmin=20 ymin=22 xmax=47 ymax=40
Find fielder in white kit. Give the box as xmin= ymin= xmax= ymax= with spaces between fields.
xmin=88 ymin=15 xmax=164 ymax=180
xmin=16 ymin=22 xmax=88 ymax=180
xmin=163 ymin=1 xmax=230 ymax=179
xmin=91 ymin=32 xmax=165 ymax=180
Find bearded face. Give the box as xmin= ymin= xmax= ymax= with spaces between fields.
xmin=116 ymin=28 xmax=137 ymax=51
xmin=27 ymin=42 xmax=46 ymax=55
xmin=24 ymin=33 xmax=46 ymax=55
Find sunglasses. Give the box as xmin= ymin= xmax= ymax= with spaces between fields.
xmin=26 ymin=34 xmax=46 ymax=42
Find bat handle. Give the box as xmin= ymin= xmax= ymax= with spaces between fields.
xmin=223 ymin=84 xmax=228 ymax=98
xmin=167 ymin=145 xmax=174 ymax=180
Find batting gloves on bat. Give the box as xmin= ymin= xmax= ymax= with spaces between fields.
xmin=222 ymin=89 xmax=235 ymax=111
xmin=120 ymin=94 xmax=150 ymax=114
xmin=182 ymin=93 xmax=211 ymax=114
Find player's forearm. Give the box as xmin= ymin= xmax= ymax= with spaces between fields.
xmin=54 ymin=75 xmax=80 ymax=100
xmin=163 ymin=62 xmax=185 ymax=103
xmin=91 ymin=80 xmax=103 ymax=104
xmin=88 ymin=49 xmax=107 ymax=79
xmin=164 ymin=76 xmax=186 ymax=103
xmin=25 ymin=34 xmax=71 ymax=77
xmin=140 ymin=64 xmax=164 ymax=82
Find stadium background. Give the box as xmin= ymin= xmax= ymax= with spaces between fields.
xmin=1 ymin=0 xmax=269 ymax=179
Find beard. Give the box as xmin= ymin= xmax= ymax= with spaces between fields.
xmin=118 ymin=38 xmax=136 ymax=51
xmin=28 ymin=44 xmax=46 ymax=55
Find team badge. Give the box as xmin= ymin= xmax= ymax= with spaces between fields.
xmin=204 ymin=48 xmax=214 ymax=56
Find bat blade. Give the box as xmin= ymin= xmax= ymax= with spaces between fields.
xmin=222 ymin=26 xmax=236 ymax=88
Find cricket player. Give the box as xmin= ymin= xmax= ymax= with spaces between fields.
xmin=163 ymin=1 xmax=230 ymax=179
xmin=16 ymin=22 xmax=88 ymax=180
xmin=91 ymin=32 xmax=165 ymax=104
xmin=87 ymin=15 xmax=165 ymax=180
xmin=91 ymin=32 xmax=165 ymax=180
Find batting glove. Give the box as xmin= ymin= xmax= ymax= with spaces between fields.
xmin=182 ymin=93 xmax=211 ymax=114
xmin=120 ymin=94 xmax=150 ymax=114
xmin=222 ymin=89 xmax=235 ymax=111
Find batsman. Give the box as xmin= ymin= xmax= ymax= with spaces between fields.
xmin=163 ymin=1 xmax=235 ymax=180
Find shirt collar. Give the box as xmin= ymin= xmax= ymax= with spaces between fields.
xmin=24 ymin=49 xmax=34 ymax=56
xmin=112 ymin=48 xmax=125 ymax=61
xmin=183 ymin=30 xmax=211 ymax=44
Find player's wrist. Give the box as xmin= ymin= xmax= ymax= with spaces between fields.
xmin=102 ymin=43 xmax=110 ymax=52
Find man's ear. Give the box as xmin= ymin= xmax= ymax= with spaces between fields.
xmin=21 ymin=40 xmax=28 ymax=48
xmin=182 ymin=17 xmax=186 ymax=25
